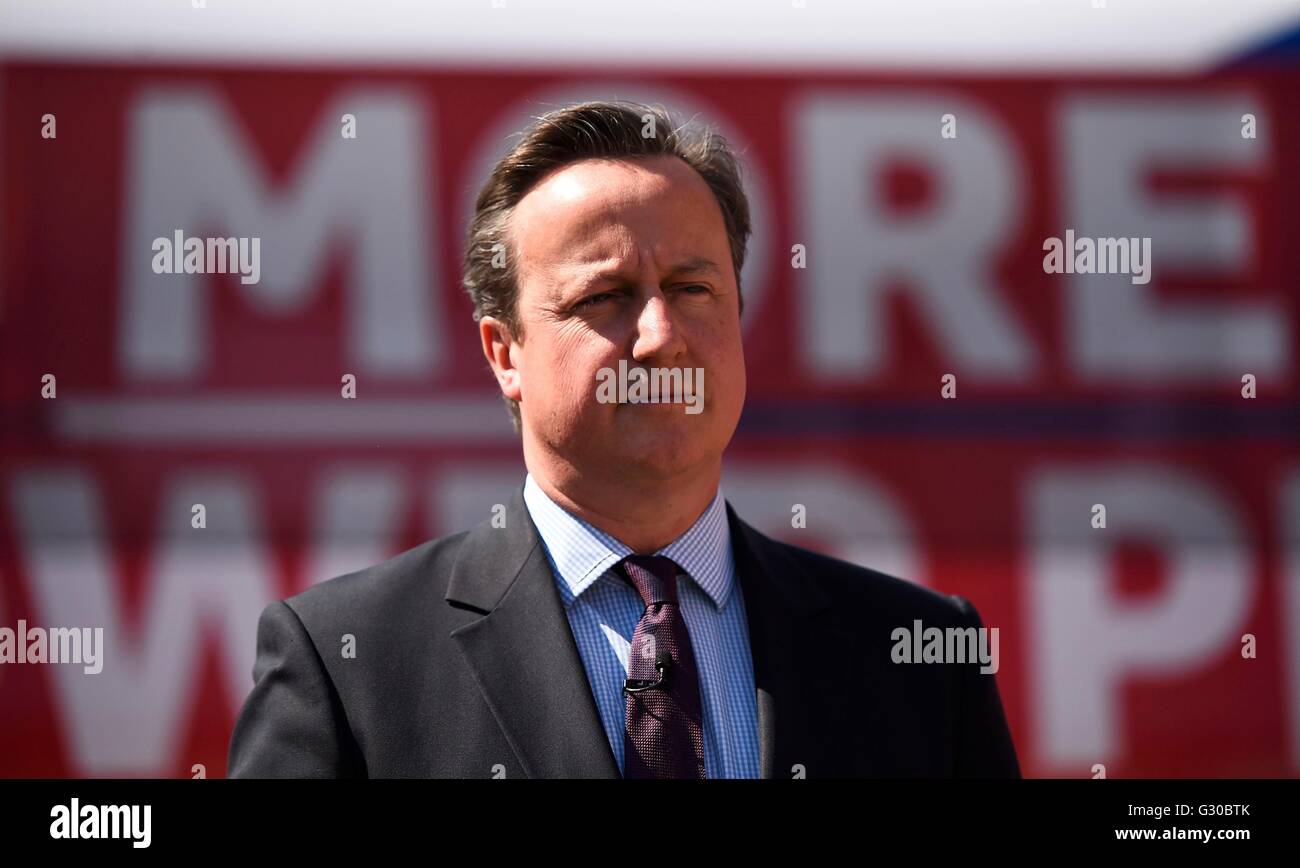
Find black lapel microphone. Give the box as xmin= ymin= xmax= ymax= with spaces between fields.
xmin=624 ymin=648 xmax=672 ymax=693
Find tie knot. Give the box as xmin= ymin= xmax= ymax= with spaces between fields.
xmin=619 ymin=555 xmax=681 ymax=608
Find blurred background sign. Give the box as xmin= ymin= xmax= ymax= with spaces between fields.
xmin=1 ymin=0 xmax=1298 ymax=777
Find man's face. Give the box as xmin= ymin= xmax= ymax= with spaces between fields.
xmin=487 ymin=154 xmax=746 ymax=485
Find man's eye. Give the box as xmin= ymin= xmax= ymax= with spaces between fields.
xmin=681 ymin=284 xmax=709 ymax=294
xmin=577 ymin=292 xmax=613 ymax=308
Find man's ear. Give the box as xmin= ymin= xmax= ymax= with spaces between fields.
xmin=479 ymin=315 xmax=522 ymax=402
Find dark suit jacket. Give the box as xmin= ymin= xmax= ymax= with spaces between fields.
xmin=228 ymin=485 xmax=1021 ymax=778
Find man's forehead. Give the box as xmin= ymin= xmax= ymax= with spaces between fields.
xmin=509 ymin=156 xmax=722 ymax=260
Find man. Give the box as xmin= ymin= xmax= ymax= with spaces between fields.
xmin=227 ymin=100 xmax=1021 ymax=778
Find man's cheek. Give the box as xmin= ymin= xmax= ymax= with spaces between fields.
xmin=566 ymin=367 xmax=603 ymax=412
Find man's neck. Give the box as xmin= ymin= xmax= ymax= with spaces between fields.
xmin=525 ymin=460 xmax=721 ymax=555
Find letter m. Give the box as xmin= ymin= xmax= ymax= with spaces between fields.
xmin=1098 ymin=237 xmax=1129 ymax=274
xmin=118 ymin=86 xmax=440 ymax=379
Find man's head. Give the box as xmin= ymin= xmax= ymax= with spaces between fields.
xmin=464 ymin=101 xmax=751 ymax=488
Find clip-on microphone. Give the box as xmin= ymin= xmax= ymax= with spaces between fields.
xmin=624 ymin=648 xmax=672 ymax=693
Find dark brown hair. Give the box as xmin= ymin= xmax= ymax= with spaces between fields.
xmin=462 ymin=100 xmax=752 ymax=432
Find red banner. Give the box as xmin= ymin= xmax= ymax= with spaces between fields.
xmin=1 ymin=63 xmax=1297 ymax=777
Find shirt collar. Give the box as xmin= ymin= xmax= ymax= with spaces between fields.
xmin=522 ymin=472 xmax=735 ymax=611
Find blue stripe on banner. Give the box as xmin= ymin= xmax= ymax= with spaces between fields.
xmin=1220 ymin=16 xmax=1300 ymax=67
xmin=734 ymin=400 xmax=1300 ymax=440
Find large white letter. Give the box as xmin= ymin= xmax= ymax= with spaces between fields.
xmin=9 ymin=469 xmax=276 ymax=774
xmin=119 ymin=87 xmax=438 ymax=379
xmin=795 ymin=93 xmax=1035 ymax=380
xmin=1026 ymin=465 xmax=1255 ymax=767
xmin=1062 ymin=94 xmax=1287 ymax=378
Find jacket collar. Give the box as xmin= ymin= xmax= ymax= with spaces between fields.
xmin=520 ymin=472 xmax=737 ymax=610
xmin=445 ymin=483 xmax=832 ymax=778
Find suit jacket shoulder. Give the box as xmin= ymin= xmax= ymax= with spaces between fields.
xmin=755 ymin=530 xmax=986 ymax=630
xmin=228 ymin=490 xmax=1020 ymax=778
xmin=285 ymin=531 xmax=470 ymax=644
xmin=726 ymin=513 xmax=1020 ymax=778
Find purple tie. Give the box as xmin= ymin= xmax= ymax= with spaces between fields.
xmin=619 ymin=554 xmax=707 ymax=779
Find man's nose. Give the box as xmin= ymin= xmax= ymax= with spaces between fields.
xmin=631 ymin=292 xmax=686 ymax=363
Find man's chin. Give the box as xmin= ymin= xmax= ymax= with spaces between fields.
xmin=606 ymin=429 xmax=713 ymax=478
xmin=611 ymin=410 xmax=699 ymax=443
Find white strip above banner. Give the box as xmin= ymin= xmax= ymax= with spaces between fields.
xmin=0 ymin=0 xmax=1297 ymax=71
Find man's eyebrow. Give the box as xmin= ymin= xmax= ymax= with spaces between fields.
xmin=666 ymin=256 xmax=724 ymax=277
xmin=580 ymin=256 xmax=724 ymax=285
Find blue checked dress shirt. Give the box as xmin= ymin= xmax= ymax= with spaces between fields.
xmin=521 ymin=473 xmax=761 ymax=778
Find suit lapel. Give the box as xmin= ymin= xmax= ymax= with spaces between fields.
xmin=444 ymin=484 xmax=843 ymax=780
xmin=445 ymin=486 xmax=620 ymax=779
xmin=726 ymin=503 xmax=837 ymax=779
